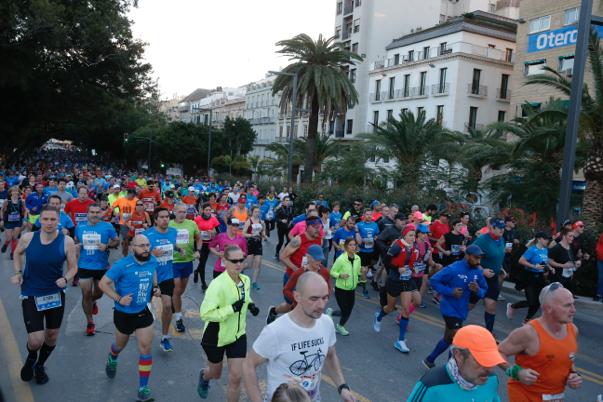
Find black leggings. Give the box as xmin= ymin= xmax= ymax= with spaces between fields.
xmin=276 ymin=223 xmax=288 ymax=256
xmin=511 ymin=273 xmax=545 ymax=320
xmin=334 ymin=287 xmax=355 ymax=326
xmin=196 ymin=243 xmax=210 ymax=286
xmin=266 ymin=220 xmax=275 ymax=237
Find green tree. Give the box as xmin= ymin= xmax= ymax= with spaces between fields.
xmin=272 ymin=33 xmax=362 ymax=183
xmin=294 ymin=134 xmax=339 ymax=174
xmin=265 ymin=142 xmax=303 ymax=179
xmin=320 ymin=143 xmax=375 ymax=186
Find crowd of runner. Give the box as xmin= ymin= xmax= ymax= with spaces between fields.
xmin=2 ymin=149 xmax=602 ymax=402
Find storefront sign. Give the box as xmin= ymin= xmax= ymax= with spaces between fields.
xmin=528 ymin=25 xmax=603 ymax=53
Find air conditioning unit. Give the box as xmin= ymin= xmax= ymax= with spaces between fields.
xmin=564 ymin=68 xmax=573 ymax=77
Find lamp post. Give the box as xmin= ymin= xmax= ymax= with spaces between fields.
xmin=269 ymin=70 xmax=298 ymax=186
xmin=194 ymin=106 xmax=213 ymax=178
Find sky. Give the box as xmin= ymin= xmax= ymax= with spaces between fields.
xmin=128 ymin=0 xmax=335 ymax=99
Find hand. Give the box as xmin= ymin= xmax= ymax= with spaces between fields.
xmin=119 ymin=294 xmax=133 ymax=306
xmin=482 ymin=268 xmax=495 ymax=278
xmin=445 ymin=250 xmax=451 ymax=256
xmin=567 ymin=372 xmax=583 ymax=389
xmin=248 ymin=303 xmax=260 ymax=316
xmin=232 ymin=298 xmax=245 ymax=312
xmin=468 ymin=281 xmax=479 ymax=293
xmin=98 ymin=243 xmax=108 ymax=252
xmin=11 ymin=273 xmax=23 ymax=285
xmin=517 ymin=368 xmax=540 ymax=385
xmin=55 ymin=277 xmax=67 ymax=288
xmin=152 ymin=287 xmax=161 ymax=297
xmin=152 ymin=248 xmax=165 ymax=257
xmin=340 ymin=388 xmax=357 ymax=402
xmin=193 ymin=251 xmax=200 ymax=259
xmin=453 ymin=288 xmax=463 ymax=298
xmin=340 ymin=273 xmax=350 ymax=279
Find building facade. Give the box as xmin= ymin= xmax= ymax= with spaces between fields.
xmin=367 ymin=11 xmax=516 ymax=133
xmin=333 ymin=0 xmax=519 ymax=137
xmin=212 ymin=98 xmax=246 ymax=129
xmin=245 ymin=75 xmax=281 ymax=158
xmin=510 ymin=0 xmax=603 ymax=116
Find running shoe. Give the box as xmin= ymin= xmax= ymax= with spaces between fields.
xmin=505 ymin=303 xmax=514 ymax=320
xmin=422 ymin=358 xmax=435 ymax=369
xmin=266 ymin=306 xmax=277 ymax=325
xmin=193 ymin=271 xmax=199 ymax=284
xmin=1 ymin=243 xmax=7 ymax=253
xmin=335 ymin=324 xmax=350 ymax=336
xmin=137 ymin=386 xmax=154 ymax=402
xmin=201 ymin=283 xmax=208 ymax=292
xmin=34 ymin=364 xmax=49 ymax=384
xmin=197 ymin=369 xmax=210 ymax=399
xmin=105 ymin=354 xmax=118 ymax=378
xmin=175 ymin=319 xmax=185 ymax=333
xmin=86 ymin=322 xmax=96 ymax=336
xmin=273 ymin=254 xmax=279 ymax=261
xmin=92 ymin=302 xmax=98 ymax=315
xmin=362 ymin=289 xmax=370 ymax=299
xmin=159 ymin=338 xmax=174 ymax=352
xmin=432 ymin=295 xmax=440 ymax=305
xmin=394 ymin=340 xmax=410 ymax=353
xmin=372 ymin=312 xmax=381 ymax=333
xmin=20 ymin=359 xmax=35 ymax=381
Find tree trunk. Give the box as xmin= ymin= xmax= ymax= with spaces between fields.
xmin=581 ymin=179 xmax=603 ymax=230
xmin=303 ymin=97 xmax=320 ymax=183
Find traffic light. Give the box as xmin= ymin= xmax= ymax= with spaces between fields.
xmin=123 ymin=132 xmax=128 ymax=143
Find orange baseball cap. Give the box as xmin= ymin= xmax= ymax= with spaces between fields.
xmin=412 ymin=211 xmax=424 ymax=221
xmin=452 ymin=325 xmax=506 ymax=367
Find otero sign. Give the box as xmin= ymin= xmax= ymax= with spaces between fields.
xmin=527 ymin=25 xmax=603 ymax=53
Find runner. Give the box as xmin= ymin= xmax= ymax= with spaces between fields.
xmin=498 ymin=282 xmax=582 ymax=402
xmin=193 ymin=203 xmax=220 ymax=289
xmin=243 ymin=271 xmax=356 ymax=402
xmin=169 ymin=203 xmax=200 ymax=332
xmin=355 ymin=209 xmax=379 ymax=298
xmin=506 ymin=232 xmax=551 ymax=323
xmin=209 ymin=217 xmax=248 ymax=279
xmin=126 ymin=200 xmax=152 ymax=240
xmin=64 ymin=186 xmax=95 ymax=228
xmin=112 ymin=189 xmax=138 ymax=256
xmin=2 ymin=186 xmax=26 ymax=259
xmin=332 ymin=215 xmax=358 ymax=261
xmin=409 ymin=325 xmax=505 ymax=402
xmin=262 ymin=190 xmax=279 ymax=238
xmin=231 ymin=195 xmax=249 ymax=232
xmin=274 ymin=196 xmax=294 ymax=260
xmin=99 ymin=234 xmax=161 ymax=402
xmin=435 ymin=219 xmax=467 ymax=267
xmin=372 ymin=225 xmax=420 ymax=353
xmin=242 ymin=205 xmax=267 ymax=290
xmin=319 ymin=206 xmax=332 ymax=265
xmin=74 ymin=203 xmax=118 ymax=335
xmin=422 ymin=245 xmax=488 ymax=368
xmin=330 ymin=238 xmax=361 ymax=336
xmin=413 ymin=223 xmax=441 ymax=307
xmin=144 ymin=207 xmax=178 ymax=352
xmin=25 ymin=183 xmax=48 ymax=230
xmin=548 ymin=227 xmax=581 ymax=294
xmin=11 ymin=207 xmax=77 ymax=385
xmin=197 ymin=244 xmax=259 ymax=401
xmin=138 ymin=180 xmax=161 ymax=221
xmin=280 ymin=212 xmax=323 ymax=285
xmin=52 ymin=179 xmax=74 ymax=204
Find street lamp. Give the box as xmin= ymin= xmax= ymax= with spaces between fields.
xmin=269 ymin=70 xmax=298 ymax=186
xmin=193 ymin=106 xmax=213 ymax=178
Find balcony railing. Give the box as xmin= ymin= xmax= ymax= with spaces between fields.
xmin=342 ymin=29 xmax=352 ymax=40
xmin=411 ymin=86 xmax=428 ymax=98
xmin=249 ymin=116 xmax=275 ymax=125
xmin=343 ymin=0 xmax=354 ymax=15
xmin=467 ymin=84 xmax=488 ymax=98
xmin=431 ymin=83 xmax=450 ymax=96
xmin=496 ymin=88 xmax=511 ymax=102
xmin=464 ymin=122 xmax=485 ymax=132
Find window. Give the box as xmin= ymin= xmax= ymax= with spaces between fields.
xmin=498 ymin=111 xmax=506 ymax=122
xmin=279 ymin=126 xmax=283 ymax=137
xmin=408 ymin=50 xmax=414 ymax=62
xmin=346 ymin=119 xmax=353 ymax=134
xmin=525 ymin=60 xmax=546 ymax=76
xmin=439 ymin=14 xmax=446 ymax=23
xmin=337 ymin=1 xmax=342 ymax=14
xmin=388 ymin=76 xmax=395 ymax=99
xmin=468 ymin=107 xmax=478 ymax=130
xmin=403 ymin=74 xmax=410 ymax=97
xmin=387 ymin=109 xmax=393 ymax=121
xmin=355 ymin=0 xmax=361 ymax=6
xmin=471 ymin=69 xmax=481 ymax=94
xmin=419 ymin=71 xmax=427 ymax=96
xmin=375 ymin=79 xmax=381 ymax=101
xmin=438 ymin=67 xmax=447 ymax=93
xmin=394 ymin=54 xmax=400 ymax=65
xmin=401 ymin=108 xmax=408 ymax=114
xmin=564 ymin=7 xmax=579 ymax=25
xmin=489 ymin=2 xmax=496 ymax=13
xmin=528 ymin=15 xmax=551 ymax=34
xmin=335 ymin=26 xmax=341 ymax=38
xmin=352 ymin=42 xmax=358 ymax=53
xmin=417 ymin=106 xmax=424 ymax=115
xmin=559 ymin=56 xmax=574 ymax=74
xmin=500 ymin=74 xmax=509 ymax=99
xmin=436 ymin=105 xmax=444 ymax=125
xmin=372 ymin=111 xmax=379 ymax=129
xmin=423 ymin=46 xmax=430 ymax=60
xmin=488 ymin=44 xmax=496 ymax=49
xmin=505 ymin=48 xmax=513 ymax=63
xmin=353 ymin=19 xmax=360 ymax=33
xmin=439 ymin=42 xmax=448 ymax=55
xmin=303 ymin=125 xmax=308 ymax=136
xmin=328 ymin=120 xmax=335 ymax=135
xmin=350 ymin=68 xmax=356 ymax=83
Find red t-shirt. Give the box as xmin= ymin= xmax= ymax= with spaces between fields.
xmin=64 ymin=198 xmax=95 ymax=227
xmin=194 ymin=215 xmax=220 ymax=242
xmin=429 ymin=220 xmax=450 ymax=245
xmin=288 ymin=233 xmax=323 ymax=276
xmin=138 ymin=189 xmax=161 ymax=213
xmin=283 ymin=266 xmax=332 ymax=305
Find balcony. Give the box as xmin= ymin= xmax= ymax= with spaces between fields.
xmin=496 ymin=88 xmax=511 ymax=102
xmin=343 ymin=0 xmax=354 ymax=15
xmin=410 ymin=86 xmax=428 ymax=99
xmin=464 ymin=122 xmax=485 ymax=132
xmin=249 ymin=116 xmax=275 ymax=125
xmin=467 ymin=84 xmax=488 ymax=98
xmin=431 ymin=83 xmax=450 ymax=96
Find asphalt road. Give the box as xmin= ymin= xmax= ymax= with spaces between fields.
xmin=1 ymin=232 xmax=602 ymax=402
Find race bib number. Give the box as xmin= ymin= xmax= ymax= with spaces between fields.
xmin=122 ymin=213 xmax=131 ymax=222
xmin=562 ymin=268 xmax=574 ymax=278
xmin=505 ymin=242 xmax=513 ymax=249
xmin=156 ymin=244 xmax=173 ymax=264
xmin=143 ymin=199 xmax=155 ymax=212
xmin=399 ymin=266 xmax=411 ymax=281
xmin=413 ymin=262 xmax=426 ymax=275
xmin=176 ymin=229 xmax=189 ymax=245
xmin=251 ymin=223 xmax=262 ymax=236
xmin=363 ymin=237 xmax=374 ymax=249
xmin=75 ymin=212 xmax=87 ymax=223
xmin=82 ymin=233 xmax=101 ymax=251
xmin=542 ymin=393 xmax=564 ymax=402
xmin=7 ymin=211 xmax=20 ymax=222
xmin=451 ymin=244 xmax=461 ymax=255
xmin=200 ymin=231 xmax=211 ymax=241
xmin=134 ymin=228 xmax=145 ymax=235
xmin=35 ymin=293 xmax=62 ymax=312
xmin=266 ymin=210 xmax=274 ymax=220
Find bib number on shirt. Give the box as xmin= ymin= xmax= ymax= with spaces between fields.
xmin=399 ymin=266 xmax=411 ymax=281
xmin=451 ymin=244 xmax=461 ymax=255
xmin=7 ymin=211 xmax=20 ymax=222
xmin=134 ymin=228 xmax=145 ymax=235
xmin=413 ymin=262 xmax=426 ymax=275
xmin=156 ymin=244 xmax=173 ymax=264
xmin=82 ymin=233 xmax=101 ymax=251
xmin=176 ymin=229 xmax=189 ymax=245
xmin=542 ymin=393 xmax=564 ymax=402
xmin=363 ymin=237 xmax=374 ymax=249
xmin=35 ymin=293 xmax=62 ymax=312
xmin=200 ymin=231 xmax=211 ymax=241
xmin=75 ymin=212 xmax=87 ymax=224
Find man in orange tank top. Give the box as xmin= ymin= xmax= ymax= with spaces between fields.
xmin=498 ymin=282 xmax=582 ymax=402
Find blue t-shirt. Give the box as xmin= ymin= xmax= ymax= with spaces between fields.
xmin=35 ymin=211 xmax=74 ymax=232
xmin=106 ymin=255 xmax=158 ymax=314
xmin=75 ymin=221 xmax=117 ymax=269
xmin=329 ymin=211 xmax=342 ymax=228
xmin=357 ymin=221 xmax=379 ymax=253
xmin=332 ymin=227 xmax=356 ymax=258
xmin=144 ymin=227 xmax=177 ymax=283
xmin=473 ymin=234 xmax=505 ymax=274
xmin=522 ymin=245 xmax=548 ymax=272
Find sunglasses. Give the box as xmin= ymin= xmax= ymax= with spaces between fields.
xmin=549 ymin=282 xmax=564 ymax=291
xmin=136 ymin=204 xmax=144 ymax=206
xmin=353 ymin=203 xmax=361 ymax=206
xmin=226 ymin=258 xmax=245 ymax=264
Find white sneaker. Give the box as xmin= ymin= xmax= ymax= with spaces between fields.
xmin=506 ymin=303 xmax=514 ymax=320
xmin=394 ymin=340 xmax=410 ymax=353
xmin=373 ymin=312 xmax=381 ymax=333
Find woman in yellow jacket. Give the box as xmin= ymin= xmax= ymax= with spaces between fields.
xmin=198 ymin=245 xmax=259 ymax=401
xmin=330 ymin=237 xmax=361 ymax=336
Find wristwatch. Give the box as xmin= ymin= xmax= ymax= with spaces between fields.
xmin=337 ymin=383 xmax=350 ymax=394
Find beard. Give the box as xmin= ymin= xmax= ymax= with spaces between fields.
xmin=135 ymin=251 xmax=151 ymax=262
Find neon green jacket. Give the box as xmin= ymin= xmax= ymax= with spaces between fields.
xmin=330 ymin=252 xmax=361 ymax=290
xmin=200 ymin=272 xmax=252 ymax=347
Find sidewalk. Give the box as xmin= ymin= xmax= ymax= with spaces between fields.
xmin=501 ymin=280 xmax=603 ymax=309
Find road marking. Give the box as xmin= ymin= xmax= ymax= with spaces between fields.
xmin=0 ymin=298 xmax=35 ymax=402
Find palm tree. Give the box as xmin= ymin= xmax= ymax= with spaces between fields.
xmin=295 ymin=134 xmax=339 ymax=174
xmin=265 ymin=142 xmax=303 ymax=179
xmin=359 ymin=109 xmax=445 ymax=191
xmin=524 ymin=30 xmax=603 ymax=228
xmin=272 ymin=33 xmax=362 ymax=183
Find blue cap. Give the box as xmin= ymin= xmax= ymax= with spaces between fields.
xmin=370 ymin=200 xmax=381 ymax=208
xmin=306 ymin=245 xmax=325 ymax=261
xmin=490 ymin=218 xmax=505 ymax=229
xmin=416 ymin=223 xmax=430 ymax=234
xmin=466 ymin=244 xmax=485 ymax=256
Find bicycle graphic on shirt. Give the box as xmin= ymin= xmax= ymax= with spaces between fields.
xmin=289 ymin=348 xmax=325 ymax=376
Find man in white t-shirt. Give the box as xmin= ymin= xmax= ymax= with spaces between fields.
xmin=243 ymin=271 xmax=356 ymax=402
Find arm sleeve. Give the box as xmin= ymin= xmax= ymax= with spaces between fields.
xmin=105 ymin=263 xmax=122 ymax=282
xmin=252 ymin=325 xmax=278 ymax=360
xmin=407 ymin=382 xmax=429 ymax=402
xmin=283 ymin=271 xmax=300 ymax=301
xmin=64 ymin=215 xmax=75 ymax=230
xmin=199 ymin=284 xmax=234 ymax=322
xmin=429 ymin=267 xmax=455 ymax=297
xmin=477 ymin=272 xmax=488 ymax=299
xmin=330 ymin=257 xmax=343 ymax=279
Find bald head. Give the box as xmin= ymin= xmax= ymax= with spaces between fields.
xmin=293 ymin=271 xmax=329 ymax=320
xmin=131 ymin=234 xmax=151 ymax=262
xmin=539 ymin=284 xmax=575 ymax=324
xmin=131 ymin=234 xmax=149 ymax=246
xmin=296 ymin=271 xmax=327 ymax=296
